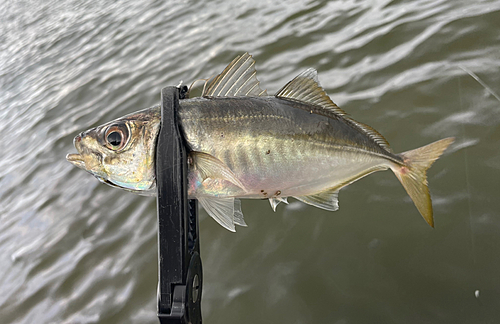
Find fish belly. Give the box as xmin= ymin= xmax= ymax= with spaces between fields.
xmin=221 ymin=139 xmax=390 ymax=199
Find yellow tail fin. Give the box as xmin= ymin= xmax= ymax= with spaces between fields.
xmin=393 ymin=138 xmax=455 ymax=227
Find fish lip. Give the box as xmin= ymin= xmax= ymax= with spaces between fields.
xmin=66 ymin=153 xmax=86 ymax=170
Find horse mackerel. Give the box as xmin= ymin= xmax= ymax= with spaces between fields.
xmin=66 ymin=53 xmax=454 ymax=231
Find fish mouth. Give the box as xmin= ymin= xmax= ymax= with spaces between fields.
xmin=66 ymin=153 xmax=86 ymax=170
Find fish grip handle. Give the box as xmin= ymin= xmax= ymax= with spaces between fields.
xmin=156 ymin=86 xmax=202 ymax=324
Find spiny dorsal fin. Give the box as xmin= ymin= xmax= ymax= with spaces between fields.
xmin=275 ymin=68 xmax=347 ymax=117
xmin=203 ymin=53 xmax=268 ymax=97
xmin=276 ymin=68 xmax=392 ymax=152
xmin=345 ymin=118 xmax=392 ymax=152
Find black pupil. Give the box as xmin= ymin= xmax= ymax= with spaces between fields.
xmin=107 ymin=131 xmax=122 ymax=147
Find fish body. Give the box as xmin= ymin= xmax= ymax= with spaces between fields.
xmin=180 ymin=96 xmax=399 ymax=199
xmin=67 ymin=53 xmax=454 ymax=231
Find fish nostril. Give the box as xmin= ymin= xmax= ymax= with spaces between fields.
xmin=75 ymin=135 xmax=82 ymax=142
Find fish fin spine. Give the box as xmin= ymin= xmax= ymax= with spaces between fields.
xmin=392 ymin=137 xmax=455 ymax=227
xmin=269 ymin=197 xmax=288 ymax=211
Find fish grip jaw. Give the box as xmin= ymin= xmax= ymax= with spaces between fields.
xmin=156 ymin=86 xmax=202 ymax=324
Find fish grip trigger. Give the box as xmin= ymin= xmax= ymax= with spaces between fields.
xmin=156 ymin=85 xmax=202 ymax=324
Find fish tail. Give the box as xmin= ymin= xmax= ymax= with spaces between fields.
xmin=392 ymin=137 xmax=455 ymax=227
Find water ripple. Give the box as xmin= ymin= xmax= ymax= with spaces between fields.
xmin=1 ymin=0 xmax=500 ymax=323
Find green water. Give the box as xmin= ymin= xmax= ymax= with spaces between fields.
xmin=1 ymin=0 xmax=500 ymax=323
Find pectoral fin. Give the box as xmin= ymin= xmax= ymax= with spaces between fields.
xmin=293 ymin=188 xmax=340 ymax=211
xmin=190 ymin=152 xmax=246 ymax=191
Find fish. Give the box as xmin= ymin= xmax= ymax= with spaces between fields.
xmin=66 ymin=53 xmax=454 ymax=231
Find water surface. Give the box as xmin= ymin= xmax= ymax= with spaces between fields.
xmin=1 ymin=0 xmax=500 ymax=323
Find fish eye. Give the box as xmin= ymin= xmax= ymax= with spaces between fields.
xmin=105 ymin=124 xmax=129 ymax=151
xmin=108 ymin=131 xmax=122 ymax=146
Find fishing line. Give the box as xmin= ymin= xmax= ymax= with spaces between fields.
xmin=459 ymin=65 xmax=500 ymax=300
xmin=458 ymin=75 xmax=476 ymax=266
xmin=459 ymin=65 xmax=500 ymax=104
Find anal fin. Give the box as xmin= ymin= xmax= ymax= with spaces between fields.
xmin=293 ymin=188 xmax=340 ymax=212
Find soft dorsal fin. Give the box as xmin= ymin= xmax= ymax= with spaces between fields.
xmin=343 ymin=118 xmax=392 ymax=152
xmin=275 ymin=68 xmax=347 ymax=117
xmin=276 ymin=68 xmax=392 ymax=152
xmin=203 ymin=53 xmax=268 ymax=97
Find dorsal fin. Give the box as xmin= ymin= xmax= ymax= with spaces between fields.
xmin=276 ymin=68 xmax=392 ymax=152
xmin=344 ymin=118 xmax=392 ymax=152
xmin=275 ymin=68 xmax=347 ymax=117
xmin=203 ymin=53 xmax=268 ymax=97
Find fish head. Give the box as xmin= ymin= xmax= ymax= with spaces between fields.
xmin=66 ymin=107 xmax=160 ymax=194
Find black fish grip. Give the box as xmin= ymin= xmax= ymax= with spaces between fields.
xmin=156 ymin=86 xmax=202 ymax=324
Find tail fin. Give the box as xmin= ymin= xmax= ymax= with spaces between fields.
xmin=393 ymin=138 xmax=455 ymax=227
